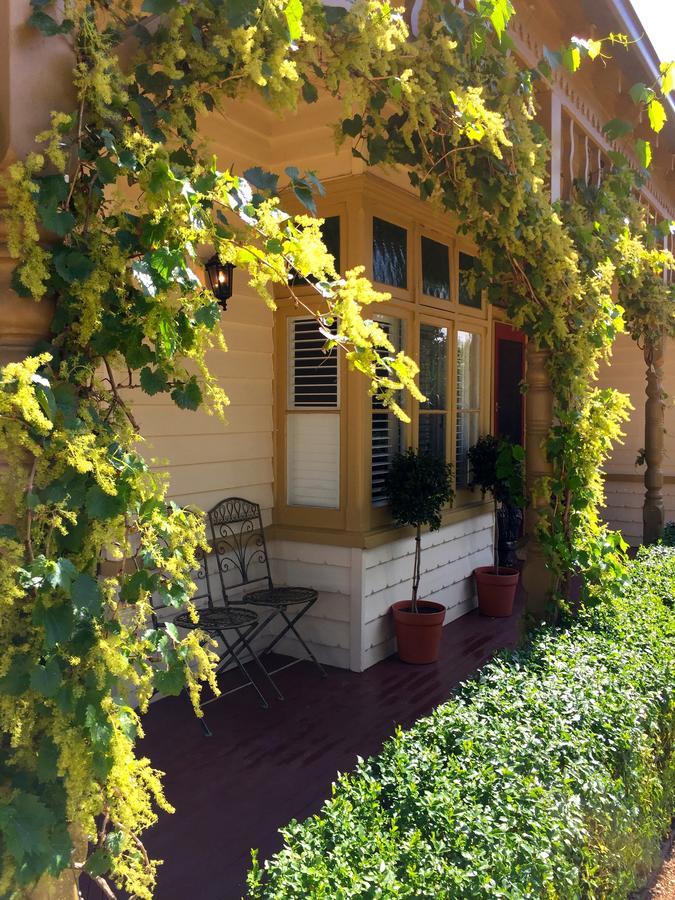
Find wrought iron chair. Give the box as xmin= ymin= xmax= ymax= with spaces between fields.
xmin=208 ymin=497 xmax=327 ymax=679
xmin=153 ymin=541 xmax=283 ymax=736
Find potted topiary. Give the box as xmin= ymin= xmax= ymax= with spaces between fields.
xmin=385 ymin=449 xmax=454 ymax=664
xmin=468 ymin=435 xmax=525 ymax=617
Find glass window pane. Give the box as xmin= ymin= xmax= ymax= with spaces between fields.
xmin=322 ymin=215 xmax=341 ymax=273
xmin=458 ymin=251 xmax=482 ymax=309
xmin=371 ymin=316 xmax=405 ymax=505
xmin=419 ymin=414 xmax=446 ymax=461
xmin=422 ymin=236 xmax=450 ymax=299
xmin=456 ymin=331 xmax=480 ymax=411
xmin=373 ymin=217 xmax=407 ymax=288
xmin=419 ymin=324 xmax=447 ymax=410
xmin=456 ymin=412 xmax=480 ymax=490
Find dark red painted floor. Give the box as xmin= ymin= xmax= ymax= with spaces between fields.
xmin=113 ymin=597 xmax=524 ymax=900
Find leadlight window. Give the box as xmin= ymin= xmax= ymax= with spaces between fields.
xmin=421 ymin=236 xmax=451 ymax=300
xmin=418 ymin=324 xmax=448 ymax=461
xmin=455 ymin=330 xmax=481 ymax=489
xmin=373 ymin=217 xmax=407 ymax=288
xmin=371 ymin=317 xmax=404 ymax=506
xmin=458 ymin=251 xmax=482 ymax=309
xmin=287 ymin=318 xmax=340 ymax=508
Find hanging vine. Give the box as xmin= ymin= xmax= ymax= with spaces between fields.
xmin=0 ymin=0 xmax=672 ymax=895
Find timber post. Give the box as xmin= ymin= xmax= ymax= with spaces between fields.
xmin=643 ymin=336 xmax=665 ymax=544
xmin=521 ymin=341 xmax=555 ymax=616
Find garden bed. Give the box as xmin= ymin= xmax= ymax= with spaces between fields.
xmin=248 ymin=547 xmax=675 ymax=899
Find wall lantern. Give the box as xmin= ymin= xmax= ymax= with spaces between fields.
xmin=205 ymin=255 xmax=234 ymax=309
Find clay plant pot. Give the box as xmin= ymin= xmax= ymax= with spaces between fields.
xmin=391 ymin=599 xmax=446 ymax=664
xmin=473 ymin=566 xmax=519 ymax=617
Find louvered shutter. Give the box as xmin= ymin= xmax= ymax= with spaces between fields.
xmin=287 ymin=318 xmax=340 ymax=508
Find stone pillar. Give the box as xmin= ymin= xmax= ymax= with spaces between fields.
xmin=521 ymin=341 xmax=555 ymax=616
xmin=643 ymin=337 xmax=665 ymax=544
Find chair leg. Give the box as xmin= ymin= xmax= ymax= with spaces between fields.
xmin=183 ymin=686 xmax=213 ymax=737
xmin=262 ymin=604 xmax=327 ymax=678
xmin=239 ymin=628 xmax=285 ymax=701
xmin=218 ymin=627 xmax=270 ymax=709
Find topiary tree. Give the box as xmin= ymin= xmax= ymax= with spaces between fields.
xmin=384 ymin=449 xmax=454 ymax=613
xmin=468 ymin=436 xmax=525 ymax=572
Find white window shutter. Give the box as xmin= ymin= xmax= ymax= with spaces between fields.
xmin=287 ymin=318 xmax=340 ymax=508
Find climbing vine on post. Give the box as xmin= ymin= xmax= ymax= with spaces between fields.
xmin=0 ymin=0 xmax=672 ymax=895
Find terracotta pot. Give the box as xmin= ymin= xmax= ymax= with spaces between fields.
xmin=391 ymin=599 xmax=446 ymax=664
xmin=474 ymin=566 xmax=519 ymax=617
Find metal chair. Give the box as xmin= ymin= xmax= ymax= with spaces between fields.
xmin=208 ymin=497 xmax=327 ymax=679
xmin=155 ymin=542 xmax=283 ymax=736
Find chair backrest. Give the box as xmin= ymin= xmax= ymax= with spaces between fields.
xmin=207 ymin=497 xmax=273 ymax=600
xmin=150 ymin=543 xmax=217 ymax=629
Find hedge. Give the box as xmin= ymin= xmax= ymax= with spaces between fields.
xmin=247 ymin=546 xmax=675 ymax=899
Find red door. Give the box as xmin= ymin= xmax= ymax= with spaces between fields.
xmin=494 ymin=323 xmax=525 ymax=446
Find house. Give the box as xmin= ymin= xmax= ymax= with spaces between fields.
xmin=0 ymin=0 xmax=673 ymax=674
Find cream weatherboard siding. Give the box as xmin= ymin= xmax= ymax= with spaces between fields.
xmin=131 ymin=272 xmax=275 ymax=520
xmin=596 ymin=333 xmax=675 ymax=545
xmin=359 ymin=513 xmax=493 ymax=670
xmin=264 ymin=515 xmax=493 ymax=673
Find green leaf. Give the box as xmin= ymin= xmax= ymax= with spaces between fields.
xmin=40 ymin=205 xmax=75 ymax=237
xmin=27 ymin=10 xmax=63 ymax=35
xmin=30 ymin=658 xmax=62 ymax=697
xmin=171 ymin=378 xmax=202 ymax=410
xmin=562 ymin=45 xmax=581 ymax=73
xmin=647 ymin=98 xmax=666 ymax=133
xmin=72 ymin=573 xmax=102 ymax=618
xmin=602 ymin=118 xmax=633 ymax=140
xmin=635 ymin=138 xmax=652 ymax=169
xmin=154 ymin=665 xmax=185 ymax=696
xmin=141 ymin=0 xmax=175 ymax=12
xmin=542 ymin=46 xmax=562 ymax=71
xmin=661 ymin=61 xmax=675 ymax=96
xmin=223 ymin=0 xmax=259 ymax=28
xmin=629 ymin=81 xmax=651 ymax=105
xmin=52 ymin=250 xmax=94 ymax=284
xmin=284 ymin=0 xmax=303 ymax=41
xmin=342 ymin=115 xmax=363 ymax=138
xmin=34 ymin=601 xmax=74 ymax=648
xmin=290 ymin=180 xmax=316 ymax=214
xmin=84 ymin=848 xmax=113 ymax=878
xmin=243 ymin=166 xmax=279 ymax=195
xmin=302 ymin=80 xmax=318 ymax=104
xmin=85 ymin=485 xmax=122 ymax=520
xmin=0 ymin=524 xmax=18 ymax=540
xmin=194 ymin=302 xmax=222 ymax=329
xmin=140 ymin=366 xmax=169 ymax=395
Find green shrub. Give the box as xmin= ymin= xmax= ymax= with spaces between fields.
xmin=248 ymin=547 xmax=675 ymax=899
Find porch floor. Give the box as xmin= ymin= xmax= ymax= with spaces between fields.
xmin=130 ymin=596 xmax=524 ymax=899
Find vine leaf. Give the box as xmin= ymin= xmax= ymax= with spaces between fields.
xmin=602 ymin=118 xmax=633 ymax=140
xmin=647 ymin=98 xmax=666 ymax=133
xmin=72 ymin=573 xmax=102 ymax=618
xmin=30 ymin=659 xmax=62 ymax=697
xmin=635 ymin=138 xmax=652 ymax=169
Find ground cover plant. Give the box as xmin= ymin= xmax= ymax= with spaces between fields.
xmin=248 ymin=545 xmax=675 ymax=898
